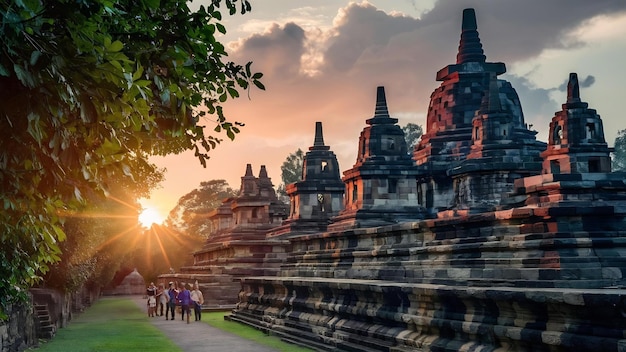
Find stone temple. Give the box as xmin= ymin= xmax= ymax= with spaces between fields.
xmin=162 ymin=8 xmax=626 ymax=351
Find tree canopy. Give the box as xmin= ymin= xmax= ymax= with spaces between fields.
xmin=402 ymin=123 xmax=423 ymax=151
xmin=613 ymin=129 xmax=626 ymax=172
xmin=166 ymin=179 xmax=237 ymax=236
xmin=0 ymin=0 xmax=261 ymax=317
xmin=277 ymin=148 xmax=304 ymax=199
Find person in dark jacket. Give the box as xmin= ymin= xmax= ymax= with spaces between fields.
xmin=166 ymin=282 xmax=177 ymax=320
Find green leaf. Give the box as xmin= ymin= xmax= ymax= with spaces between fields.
xmin=253 ymin=80 xmax=265 ymax=90
xmin=108 ymin=40 xmax=124 ymax=52
xmin=51 ymin=224 xmax=66 ymax=242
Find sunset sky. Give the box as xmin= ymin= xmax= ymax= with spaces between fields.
xmin=139 ymin=0 xmax=626 ymax=221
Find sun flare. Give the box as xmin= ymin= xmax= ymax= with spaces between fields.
xmin=138 ymin=207 xmax=165 ymax=228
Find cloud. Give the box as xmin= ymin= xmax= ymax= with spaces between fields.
xmin=420 ymin=0 xmax=626 ymax=64
xmin=176 ymin=0 xmax=626 ymax=196
xmin=230 ymin=22 xmax=306 ymax=78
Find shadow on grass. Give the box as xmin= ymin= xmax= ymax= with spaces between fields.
xmin=200 ymin=311 xmax=314 ymax=352
xmin=28 ymin=297 xmax=180 ymax=352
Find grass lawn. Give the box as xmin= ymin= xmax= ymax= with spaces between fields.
xmin=28 ymin=297 xmax=313 ymax=352
xmin=202 ymin=312 xmax=314 ymax=352
xmin=30 ymin=297 xmax=180 ymax=352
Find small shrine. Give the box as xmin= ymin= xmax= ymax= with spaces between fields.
xmin=329 ymin=86 xmax=426 ymax=230
xmin=541 ymin=72 xmax=612 ymax=174
xmin=107 ymin=269 xmax=145 ymax=296
xmin=267 ymin=122 xmax=345 ymax=238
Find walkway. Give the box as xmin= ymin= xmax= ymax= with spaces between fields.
xmin=131 ymin=296 xmax=279 ymax=352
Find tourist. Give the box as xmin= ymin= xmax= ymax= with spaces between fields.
xmin=190 ymin=283 xmax=204 ymax=321
xmin=156 ymin=283 xmax=167 ymax=316
xmin=177 ymin=282 xmax=191 ymax=324
xmin=166 ymin=282 xmax=177 ymax=320
xmin=147 ymin=293 xmax=156 ymax=317
xmin=146 ymin=282 xmax=157 ymax=317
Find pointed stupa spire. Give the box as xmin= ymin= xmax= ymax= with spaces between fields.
xmin=456 ymin=8 xmax=486 ymax=64
xmin=244 ymin=163 xmax=253 ymax=177
xmin=366 ymin=86 xmax=398 ymax=125
xmin=566 ymin=72 xmax=581 ymax=104
xmin=313 ymin=121 xmax=325 ymax=146
xmin=258 ymin=165 xmax=268 ymax=179
xmin=374 ymin=86 xmax=390 ymax=117
xmin=310 ymin=121 xmax=330 ymax=151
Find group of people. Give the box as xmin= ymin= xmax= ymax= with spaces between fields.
xmin=146 ymin=281 xmax=204 ymax=323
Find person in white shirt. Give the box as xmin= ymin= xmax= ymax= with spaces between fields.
xmin=190 ymin=283 xmax=204 ymax=321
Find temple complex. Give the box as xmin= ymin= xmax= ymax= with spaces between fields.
xmin=162 ymin=7 xmax=626 ymax=351
xmin=158 ymin=164 xmax=289 ymax=307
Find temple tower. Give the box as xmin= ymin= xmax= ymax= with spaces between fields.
xmin=329 ymin=86 xmax=425 ymax=230
xmin=414 ymin=8 xmax=524 ymax=211
xmin=449 ymin=74 xmax=545 ymax=210
xmin=541 ymin=72 xmax=611 ymax=174
xmin=230 ymin=164 xmax=287 ymax=230
xmin=267 ymin=122 xmax=345 ymax=237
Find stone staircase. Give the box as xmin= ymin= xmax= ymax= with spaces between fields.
xmin=33 ymin=304 xmax=55 ymax=339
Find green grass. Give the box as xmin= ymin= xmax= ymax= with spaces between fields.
xmin=30 ymin=297 xmax=180 ymax=352
xmin=201 ymin=312 xmax=314 ymax=352
xmin=28 ymin=297 xmax=313 ymax=352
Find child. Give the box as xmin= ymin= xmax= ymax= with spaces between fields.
xmin=148 ymin=295 xmax=157 ymax=317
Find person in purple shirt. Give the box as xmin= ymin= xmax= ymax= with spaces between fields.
xmin=177 ymin=282 xmax=191 ymax=324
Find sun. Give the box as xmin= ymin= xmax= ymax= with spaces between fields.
xmin=138 ymin=207 xmax=165 ymax=228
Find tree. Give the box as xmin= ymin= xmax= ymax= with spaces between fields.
xmin=166 ymin=179 xmax=237 ymax=236
xmin=613 ymin=129 xmax=626 ymax=172
xmin=0 ymin=0 xmax=261 ymax=317
xmin=402 ymin=123 xmax=424 ymax=151
xmin=277 ymin=149 xmax=304 ymax=199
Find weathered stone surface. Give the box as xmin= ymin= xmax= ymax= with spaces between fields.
xmin=227 ymin=7 xmax=626 ymax=352
xmin=268 ymin=122 xmax=345 ymax=238
xmin=329 ymin=86 xmax=428 ymax=230
xmin=0 ymin=299 xmax=35 ymax=352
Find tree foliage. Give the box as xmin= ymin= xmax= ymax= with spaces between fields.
xmin=0 ymin=0 xmax=261 ymax=317
xmin=166 ymin=179 xmax=237 ymax=236
xmin=277 ymin=148 xmax=304 ymax=198
xmin=402 ymin=123 xmax=423 ymax=151
xmin=613 ymin=129 xmax=626 ymax=172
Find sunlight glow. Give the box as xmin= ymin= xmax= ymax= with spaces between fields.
xmin=138 ymin=207 xmax=165 ymax=228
